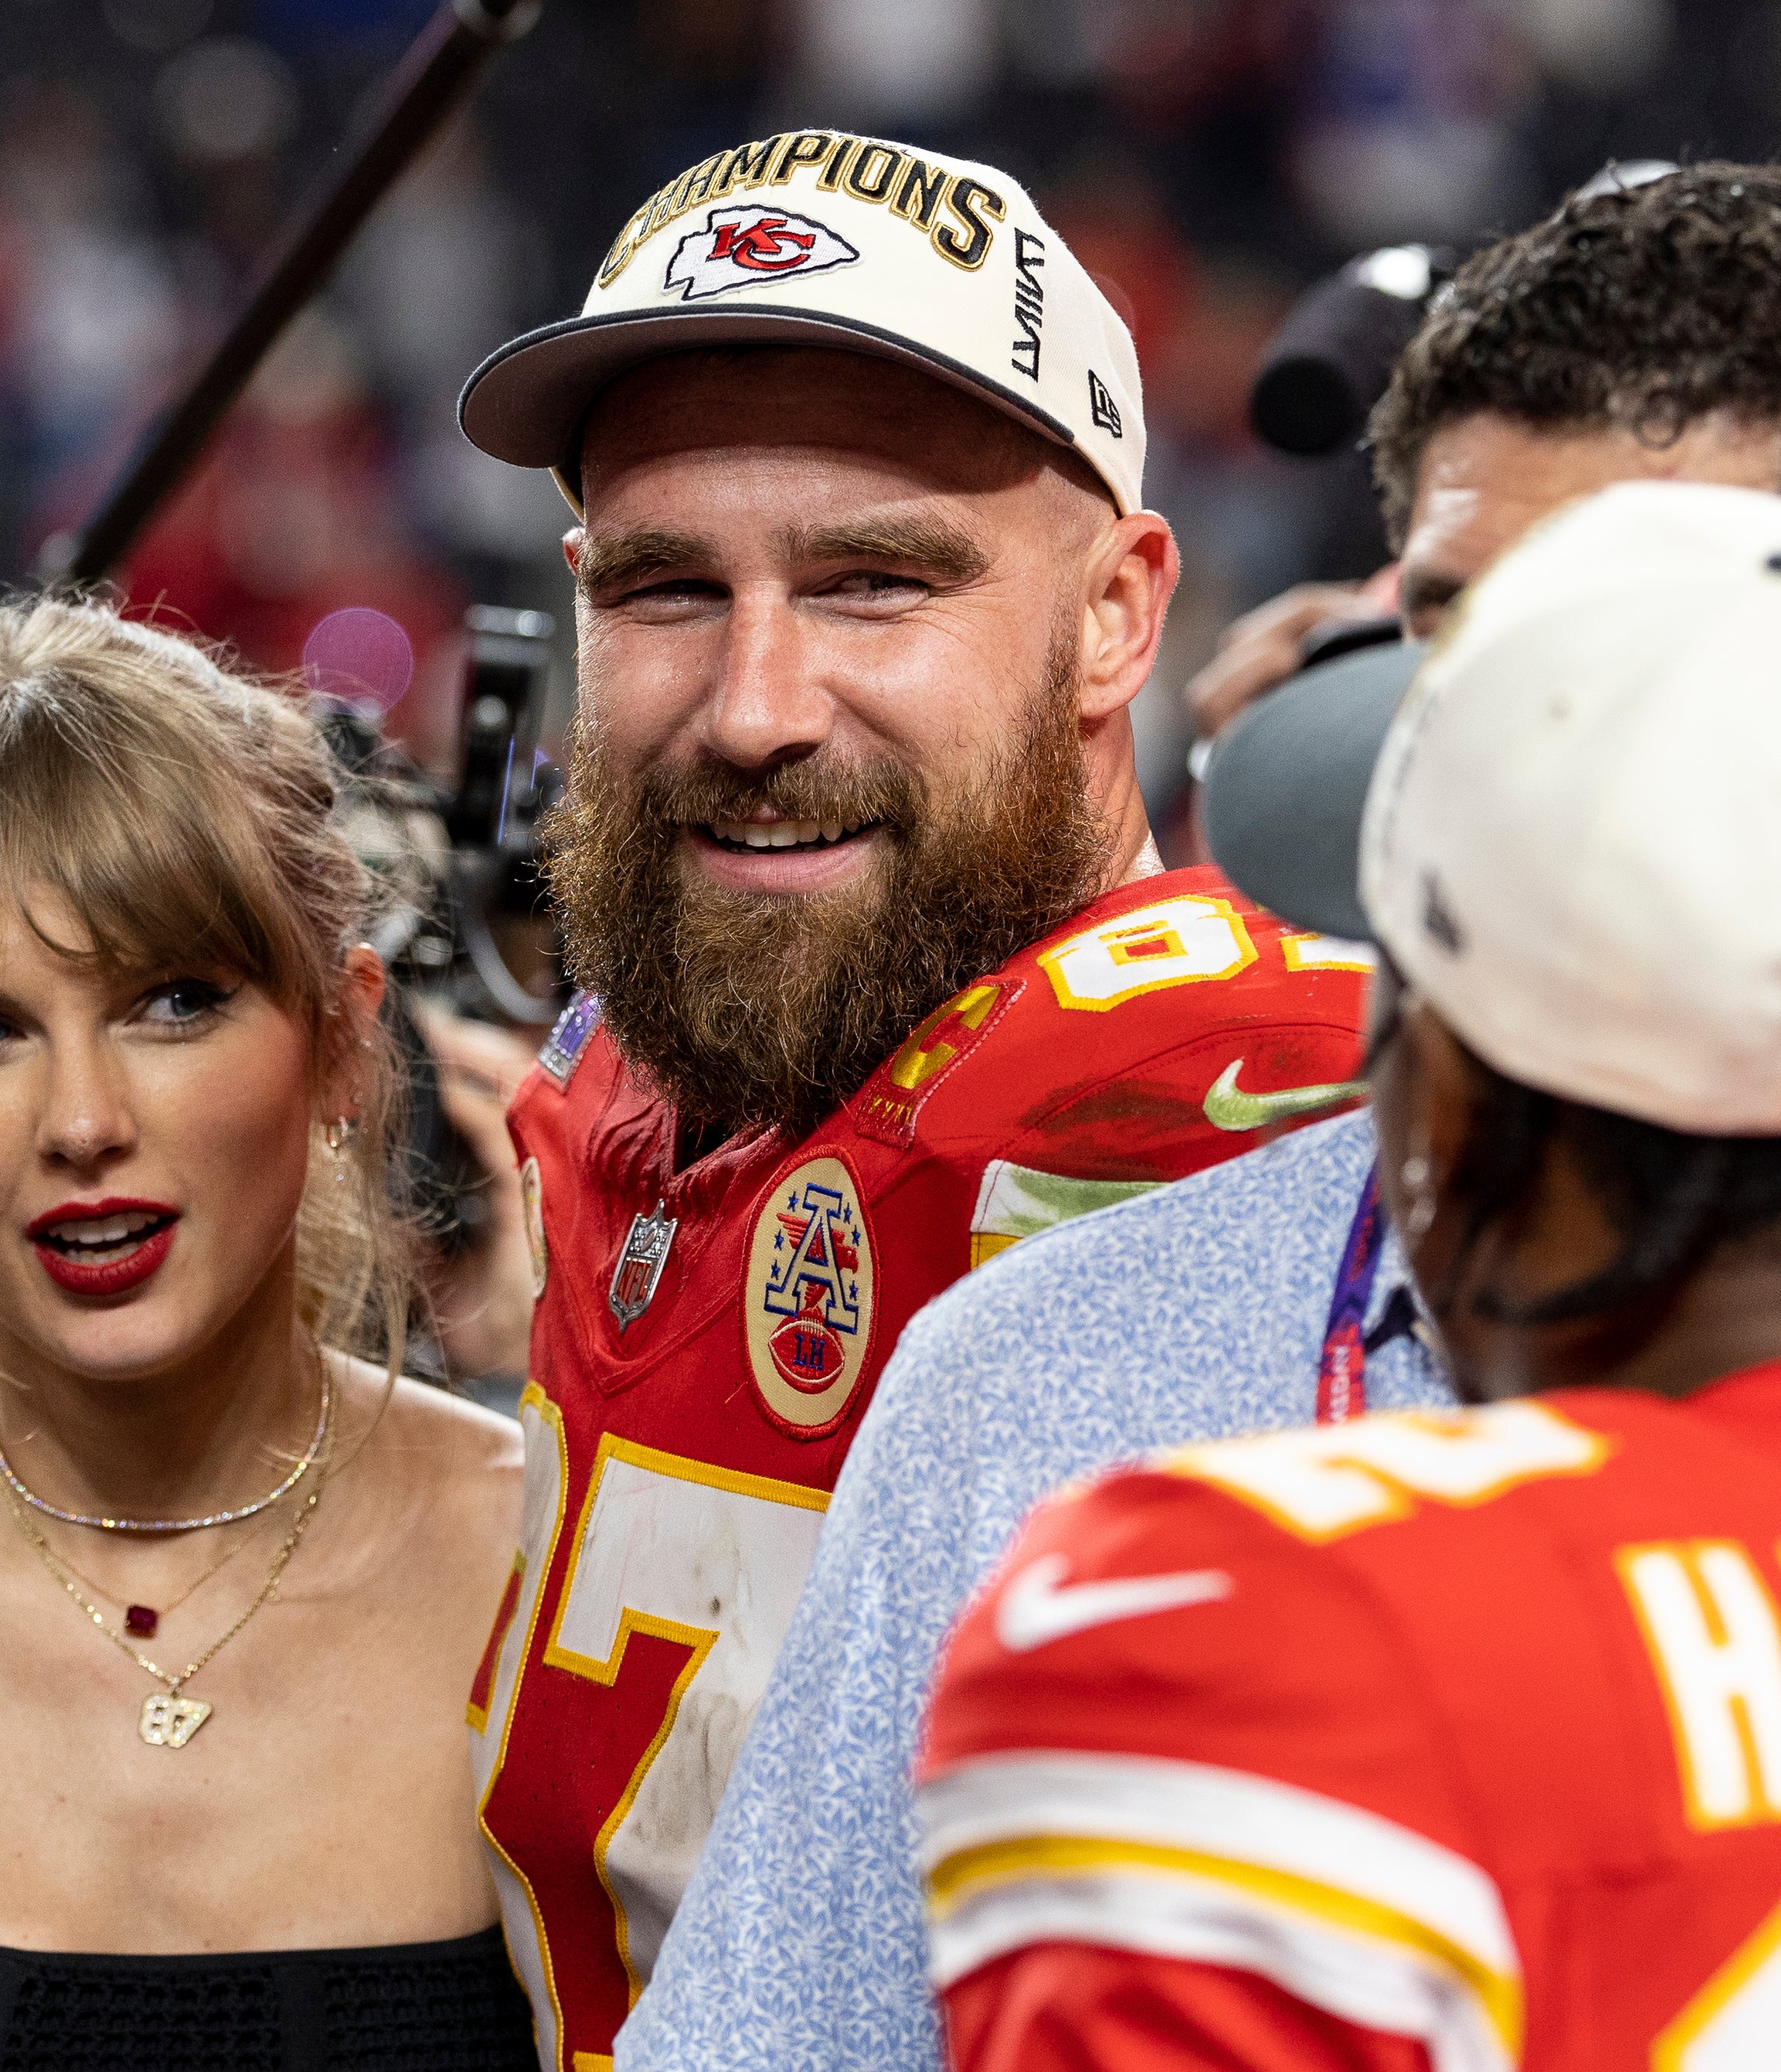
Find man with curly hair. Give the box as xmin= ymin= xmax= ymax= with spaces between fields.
xmin=1192 ymin=161 xmax=1781 ymax=735
xmin=622 ymin=162 xmax=1781 ymax=2072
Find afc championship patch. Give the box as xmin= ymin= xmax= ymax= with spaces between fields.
xmin=744 ymin=1154 xmax=877 ymax=1435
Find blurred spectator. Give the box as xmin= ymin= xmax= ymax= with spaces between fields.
xmin=789 ymin=0 xmax=998 ymax=125
xmin=0 ymin=84 xmax=180 ymax=518
xmin=117 ymin=312 xmax=467 ymax=771
xmin=336 ymin=131 xmax=566 ymax=576
xmin=1289 ymin=0 xmax=1539 ymax=246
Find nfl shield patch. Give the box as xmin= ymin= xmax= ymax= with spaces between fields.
xmin=609 ymin=1200 xmax=677 ymax=1331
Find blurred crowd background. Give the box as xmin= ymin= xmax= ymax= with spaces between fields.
xmin=0 ymin=0 xmax=1770 ymax=852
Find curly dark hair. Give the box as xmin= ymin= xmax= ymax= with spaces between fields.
xmin=1370 ymin=163 xmax=1781 ymax=548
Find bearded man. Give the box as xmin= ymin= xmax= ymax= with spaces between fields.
xmin=615 ymin=161 xmax=1781 ymax=2072
xmin=453 ymin=135 xmax=1368 ymax=2071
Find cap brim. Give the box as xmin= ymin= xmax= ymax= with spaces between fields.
xmin=1201 ymin=638 xmax=1424 ymax=940
xmin=458 ymin=305 xmax=1083 ymax=517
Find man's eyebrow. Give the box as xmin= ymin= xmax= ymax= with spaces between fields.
xmin=1397 ymin=566 xmax=1466 ymax=624
xmin=779 ymin=516 xmax=990 ymax=586
xmin=576 ymin=528 xmax=720 ymax=598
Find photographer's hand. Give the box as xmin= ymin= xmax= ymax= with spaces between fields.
xmin=415 ymin=1006 xmax=538 ymax=1384
xmin=1186 ymin=566 xmax=1401 ymax=741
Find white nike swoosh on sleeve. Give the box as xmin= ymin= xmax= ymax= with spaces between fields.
xmin=996 ymin=1552 xmax=1235 ymax=1653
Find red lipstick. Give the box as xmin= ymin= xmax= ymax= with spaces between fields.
xmin=26 ymin=1199 xmax=180 ymax=1297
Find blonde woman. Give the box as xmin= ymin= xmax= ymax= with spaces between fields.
xmin=0 ymin=598 xmax=533 ymax=2067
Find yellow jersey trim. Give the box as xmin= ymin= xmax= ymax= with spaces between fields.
xmin=476 ymin=1381 xmax=572 ymax=2070
xmin=928 ymin=1829 xmax=1523 ymax=2058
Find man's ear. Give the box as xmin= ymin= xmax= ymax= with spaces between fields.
xmin=563 ymin=528 xmax=584 ymax=577
xmin=320 ymin=945 xmax=386 ymax=1123
xmin=1076 ymin=510 xmax=1180 ymax=721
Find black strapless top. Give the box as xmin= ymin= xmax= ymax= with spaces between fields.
xmin=0 ymin=1925 xmax=537 ymax=2070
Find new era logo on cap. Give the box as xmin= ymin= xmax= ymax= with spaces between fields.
xmin=665 ymin=205 xmax=861 ymax=303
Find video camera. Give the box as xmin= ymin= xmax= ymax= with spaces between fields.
xmin=321 ymin=604 xmax=566 ymax=1022
xmin=319 ymin=604 xmax=568 ymax=1262
xmin=1237 ymin=158 xmax=1683 ymax=704
xmin=1249 ymin=244 xmax=1455 ymax=461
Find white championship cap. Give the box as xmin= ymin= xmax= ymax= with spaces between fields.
xmin=1359 ymin=479 xmax=1781 ymax=1135
xmin=458 ymin=131 xmax=1144 ymax=519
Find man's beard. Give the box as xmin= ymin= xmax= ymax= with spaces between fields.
xmin=544 ymin=634 xmax=1109 ymax=1140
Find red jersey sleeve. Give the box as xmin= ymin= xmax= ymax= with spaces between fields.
xmin=915 ymin=1454 xmax=1523 ymax=2072
xmin=989 ymin=896 xmax=1370 ymax=1193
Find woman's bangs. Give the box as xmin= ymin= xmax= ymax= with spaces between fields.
xmin=0 ymin=750 xmax=287 ymax=991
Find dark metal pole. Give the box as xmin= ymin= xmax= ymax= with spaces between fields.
xmin=52 ymin=0 xmax=542 ymax=588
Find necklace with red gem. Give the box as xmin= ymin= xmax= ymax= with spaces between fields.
xmin=0 ymin=1360 xmax=329 ymax=1638
xmin=3 ymin=1400 xmax=333 ymax=1748
xmin=19 ymin=1503 xmax=284 ymax=1639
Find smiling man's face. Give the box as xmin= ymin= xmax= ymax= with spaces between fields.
xmin=549 ymin=346 xmax=1160 ymax=1138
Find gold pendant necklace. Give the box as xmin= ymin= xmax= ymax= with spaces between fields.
xmin=5 ymin=1399 xmax=333 ymax=1748
xmin=139 ymin=1691 xmax=212 ymax=1748
xmin=37 ymin=1503 xmax=283 ymax=1641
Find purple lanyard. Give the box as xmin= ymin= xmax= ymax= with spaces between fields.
xmin=1318 ymin=1164 xmax=1383 ymax=1424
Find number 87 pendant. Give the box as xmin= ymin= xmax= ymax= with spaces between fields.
xmin=139 ymin=1692 xmax=212 ymax=1747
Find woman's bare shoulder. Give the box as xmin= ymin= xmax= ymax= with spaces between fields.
xmin=387 ymin=1374 xmax=525 ymax=1464
xmin=330 ymin=1357 xmax=525 ymax=1547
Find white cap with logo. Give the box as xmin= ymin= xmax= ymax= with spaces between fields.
xmin=458 ymin=131 xmax=1145 ymax=518
xmin=1360 ymin=479 xmax=1781 ymax=1135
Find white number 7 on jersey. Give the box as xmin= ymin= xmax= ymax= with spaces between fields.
xmin=544 ymin=1437 xmax=828 ymax=1994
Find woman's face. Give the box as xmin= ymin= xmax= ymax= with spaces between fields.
xmin=0 ymin=890 xmax=326 ymax=1390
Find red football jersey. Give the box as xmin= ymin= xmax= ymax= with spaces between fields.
xmin=466 ymin=865 xmax=1368 ymax=2069
xmin=918 ymin=1364 xmax=1781 ymax=2072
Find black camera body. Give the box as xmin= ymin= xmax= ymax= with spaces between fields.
xmin=320 ymin=604 xmax=567 ymax=1264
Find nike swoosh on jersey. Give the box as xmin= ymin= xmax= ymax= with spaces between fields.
xmin=1202 ymin=1057 xmax=1368 ymax=1134
xmin=996 ymin=1552 xmax=1234 ymax=1653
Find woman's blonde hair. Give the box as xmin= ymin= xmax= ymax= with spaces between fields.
xmin=0 ymin=594 xmax=413 ymax=1374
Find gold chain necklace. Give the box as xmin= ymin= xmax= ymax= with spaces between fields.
xmin=34 ymin=1502 xmax=285 ymax=1640
xmin=5 ymin=1405 xmax=333 ymax=1750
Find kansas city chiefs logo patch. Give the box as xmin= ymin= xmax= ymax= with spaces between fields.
xmin=664 ymin=204 xmax=860 ymax=302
